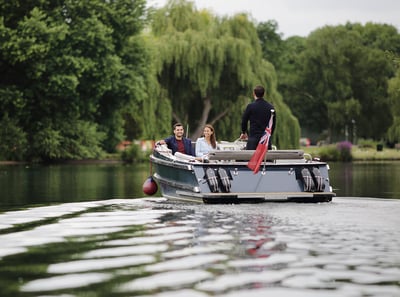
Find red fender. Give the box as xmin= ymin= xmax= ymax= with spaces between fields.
xmin=142 ymin=176 xmax=158 ymax=195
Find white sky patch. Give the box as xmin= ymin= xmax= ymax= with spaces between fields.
xmin=148 ymin=0 xmax=400 ymax=38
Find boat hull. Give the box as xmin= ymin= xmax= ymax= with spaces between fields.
xmin=150 ymin=149 xmax=335 ymax=204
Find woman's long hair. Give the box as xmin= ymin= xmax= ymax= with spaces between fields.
xmin=204 ymin=124 xmax=217 ymax=149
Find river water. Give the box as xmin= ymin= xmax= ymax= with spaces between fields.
xmin=1 ymin=161 xmax=400 ymax=209
xmin=0 ymin=162 xmax=399 ymax=296
xmin=1 ymin=197 xmax=399 ymax=297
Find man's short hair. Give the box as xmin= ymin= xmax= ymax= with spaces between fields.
xmin=173 ymin=123 xmax=183 ymax=129
xmin=254 ymin=85 xmax=265 ymax=98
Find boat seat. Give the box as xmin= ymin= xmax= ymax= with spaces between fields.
xmin=208 ymin=150 xmax=304 ymax=161
xmin=174 ymin=152 xmax=196 ymax=161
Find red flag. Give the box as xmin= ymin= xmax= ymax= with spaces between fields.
xmin=247 ymin=112 xmax=274 ymax=174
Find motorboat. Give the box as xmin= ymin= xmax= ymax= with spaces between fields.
xmin=149 ymin=141 xmax=335 ymax=204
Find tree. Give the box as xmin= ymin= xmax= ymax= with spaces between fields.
xmin=149 ymin=0 xmax=299 ymax=148
xmin=387 ymin=54 xmax=400 ymax=144
xmin=0 ymin=0 xmax=152 ymax=160
xmin=276 ymin=36 xmax=306 ymax=92
xmin=256 ymin=20 xmax=284 ymax=67
xmin=327 ymin=98 xmax=361 ymax=143
xmin=281 ymin=24 xmax=396 ymax=142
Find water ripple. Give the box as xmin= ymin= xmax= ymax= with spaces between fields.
xmin=0 ymin=197 xmax=399 ymax=297
xmin=146 ymin=254 xmax=228 ymax=272
xmin=47 ymin=255 xmax=155 ymax=273
xmin=21 ymin=272 xmax=112 ymax=292
xmin=118 ymin=269 xmax=213 ymax=292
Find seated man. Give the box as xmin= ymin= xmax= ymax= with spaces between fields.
xmin=156 ymin=123 xmax=195 ymax=156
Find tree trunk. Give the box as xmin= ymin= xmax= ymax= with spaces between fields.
xmin=190 ymin=97 xmax=212 ymax=140
xmin=190 ymin=97 xmax=231 ymax=141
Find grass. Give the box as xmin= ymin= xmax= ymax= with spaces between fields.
xmin=303 ymin=146 xmax=400 ymax=161
xmin=351 ymin=147 xmax=400 ymax=160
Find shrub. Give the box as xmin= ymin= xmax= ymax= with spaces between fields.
xmin=336 ymin=141 xmax=353 ymax=161
xmin=0 ymin=114 xmax=28 ymax=161
xmin=310 ymin=141 xmax=353 ymax=162
xmin=31 ymin=120 xmax=106 ymax=161
xmin=120 ymin=143 xmax=148 ymax=163
xmin=357 ymin=138 xmax=377 ymax=149
xmin=314 ymin=145 xmax=340 ymax=161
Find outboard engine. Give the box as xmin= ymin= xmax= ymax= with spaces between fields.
xmin=300 ymin=168 xmax=315 ymax=192
xmin=205 ymin=168 xmax=219 ymax=192
xmin=311 ymin=167 xmax=325 ymax=192
xmin=217 ymin=168 xmax=231 ymax=192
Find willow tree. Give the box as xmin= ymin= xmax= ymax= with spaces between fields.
xmin=387 ymin=56 xmax=400 ymax=144
xmin=149 ymin=0 xmax=299 ymax=148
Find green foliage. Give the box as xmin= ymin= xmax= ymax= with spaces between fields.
xmin=336 ymin=141 xmax=353 ymax=162
xmin=3 ymin=0 xmax=398 ymax=162
xmin=273 ymin=102 xmax=301 ymax=149
xmin=123 ymin=36 xmax=172 ymax=140
xmin=0 ymin=113 xmax=28 ymax=161
xmin=275 ymin=23 xmax=398 ymax=142
xmin=307 ymin=141 xmax=353 ymax=162
xmin=327 ymin=98 xmax=361 ymax=129
xmin=387 ymin=67 xmax=400 ymax=143
xmin=357 ymin=138 xmax=378 ymax=149
xmin=31 ymin=120 xmax=105 ymax=161
xmin=120 ymin=143 xmax=147 ymax=163
xmin=150 ymin=0 xmax=300 ymax=148
xmin=313 ymin=145 xmax=340 ymax=161
xmin=275 ymin=36 xmax=306 ymax=87
xmin=0 ymin=0 xmax=152 ymax=161
xmin=257 ymin=20 xmax=284 ymax=67
xmin=387 ymin=116 xmax=400 ymax=144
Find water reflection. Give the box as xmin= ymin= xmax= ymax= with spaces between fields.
xmin=0 ymin=198 xmax=399 ymax=297
xmin=0 ymin=163 xmax=154 ymax=207
xmin=330 ymin=161 xmax=400 ymax=198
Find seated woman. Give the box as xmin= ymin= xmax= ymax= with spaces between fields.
xmin=195 ymin=124 xmax=218 ymax=159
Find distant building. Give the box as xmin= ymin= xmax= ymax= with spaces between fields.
xmin=300 ymin=137 xmax=311 ymax=147
xmin=133 ymin=140 xmax=155 ymax=152
xmin=115 ymin=140 xmax=132 ymax=151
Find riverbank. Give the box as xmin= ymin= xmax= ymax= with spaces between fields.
xmin=304 ymin=146 xmax=400 ymax=161
xmin=2 ymin=147 xmax=400 ymax=165
xmin=0 ymin=153 xmax=124 ymax=165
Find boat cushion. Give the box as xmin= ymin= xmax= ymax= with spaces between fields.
xmin=208 ymin=150 xmax=304 ymax=161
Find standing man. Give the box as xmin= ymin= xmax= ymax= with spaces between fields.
xmin=156 ymin=123 xmax=195 ymax=156
xmin=240 ymin=85 xmax=276 ymax=150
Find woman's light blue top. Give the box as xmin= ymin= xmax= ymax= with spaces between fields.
xmin=195 ymin=137 xmax=216 ymax=157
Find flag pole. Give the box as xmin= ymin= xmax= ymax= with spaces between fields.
xmin=262 ymin=109 xmax=274 ymax=172
xmin=262 ymin=146 xmax=268 ymax=172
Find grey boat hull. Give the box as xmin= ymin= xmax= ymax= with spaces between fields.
xmin=150 ymin=149 xmax=335 ymax=204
